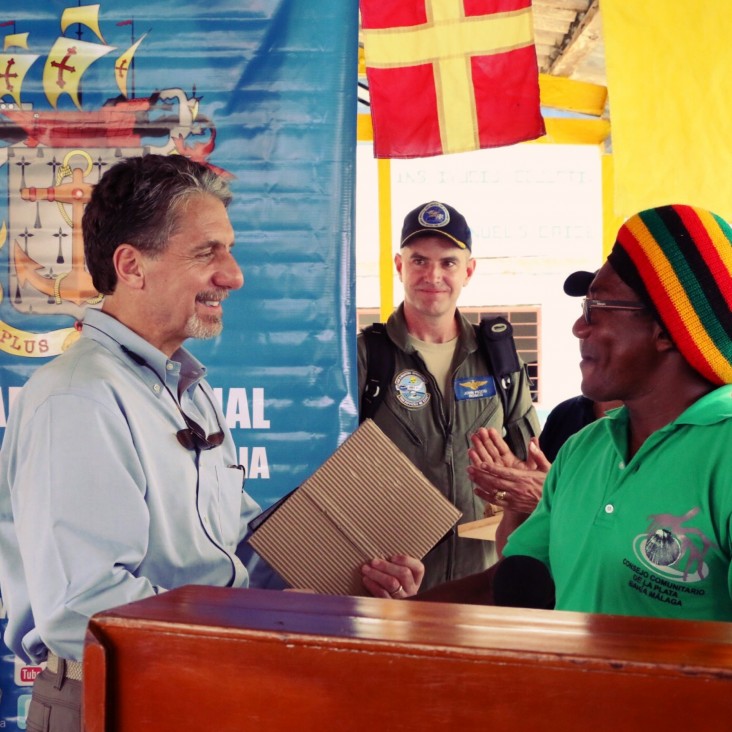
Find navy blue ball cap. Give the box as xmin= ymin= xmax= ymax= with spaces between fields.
xmin=400 ymin=201 xmax=471 ymax=251
xmin=563 ymin=270 xmax=596 ymax=297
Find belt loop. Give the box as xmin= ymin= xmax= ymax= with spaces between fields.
xmin=53 ymin=657 xmax=66 ymax=690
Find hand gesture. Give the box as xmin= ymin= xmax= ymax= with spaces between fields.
xmin=467 ymin=428 xmax=551 ymax=514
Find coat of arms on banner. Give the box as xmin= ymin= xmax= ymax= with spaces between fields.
xmin=0 ymin=4 xmax=225 ymax=357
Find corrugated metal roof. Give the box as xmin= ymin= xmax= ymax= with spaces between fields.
xmin=534 ymin=0 xmax=605 ymax=85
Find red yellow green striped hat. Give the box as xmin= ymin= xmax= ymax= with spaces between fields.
xmin=608 ymin=204 xmax=732 ymax=385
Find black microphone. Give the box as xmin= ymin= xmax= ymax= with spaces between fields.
xmin=494 ymin=555 xmax=555 ymax=609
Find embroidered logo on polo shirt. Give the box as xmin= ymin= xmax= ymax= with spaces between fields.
xmin=622 ymin=507 xmax=715 ymax=609
xmin=394 ymin=369 xmax=430 ymax=409
xmin=454 ymin=375 xmax=496 ymax=401
xmin=634 ymin=507 xmax=715 ymax=583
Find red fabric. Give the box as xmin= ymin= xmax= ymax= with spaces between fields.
xmin=464 ymin=0 xmax=535 ymax=15
xmin=471 ymin=46 xmax=546 ymax=150
xmin=362 ymin=1 xmax=428 ymax=28
xmin=366 ymin=65 xmax=443 ymax=159
xmin=360 ymin=0 xmax=545 ymax=158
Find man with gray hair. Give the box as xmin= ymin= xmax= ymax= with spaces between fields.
xmin=0 ymin=154 xmax=423 ymax=731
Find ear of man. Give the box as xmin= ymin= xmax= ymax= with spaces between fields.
xmin=113 ymin=244 xmax=147 ymax=290
xmin=394 ymin=251 xmax=403 ymax=279
xmin=653 ymin=321 xmax=676 ymax=354
xmin=651 ymin=320 xmax=713 ymax=393
xmin=464 ymin=255 xmax=477 ymax=282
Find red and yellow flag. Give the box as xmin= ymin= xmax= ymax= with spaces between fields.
xmin=360 ymin=0 xmax=545 ymax=158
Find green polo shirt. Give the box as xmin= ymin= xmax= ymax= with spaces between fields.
xmin=504 ymin=386 xmax=732 ymax=621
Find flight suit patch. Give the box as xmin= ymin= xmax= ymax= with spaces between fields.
xmin=394 ymin=369 xmax=431 ymax=409
xmin=454 ymin=375 xmax=496 ymax=401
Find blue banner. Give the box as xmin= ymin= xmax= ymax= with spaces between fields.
xmin=0 ymin=1 xmax=358 ymax=727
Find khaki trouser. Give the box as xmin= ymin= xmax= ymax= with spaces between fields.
xmin=26 ymin=657 xmax=82 ymax=732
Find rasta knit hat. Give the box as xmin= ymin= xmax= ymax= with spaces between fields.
xmin=607 ymin=204 xmax=732 ymax=386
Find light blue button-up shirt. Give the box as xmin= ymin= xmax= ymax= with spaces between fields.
xmin=0 ymin=309 xmax=274 ymax=663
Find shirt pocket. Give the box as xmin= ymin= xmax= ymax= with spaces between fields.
xmin=463 ymin=397 xmax=502 ymax=449
xmin=381 ymin=396 xmax=426 ymax=447
xmin=196 ymin=458 xmax=243 ymax=550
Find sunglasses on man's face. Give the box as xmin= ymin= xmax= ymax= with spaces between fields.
xmin=581 ymin=298 xmax=647 ymax=325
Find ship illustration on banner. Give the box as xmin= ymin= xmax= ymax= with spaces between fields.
xmin=0 ymin=3 xmax=225 ymax=356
